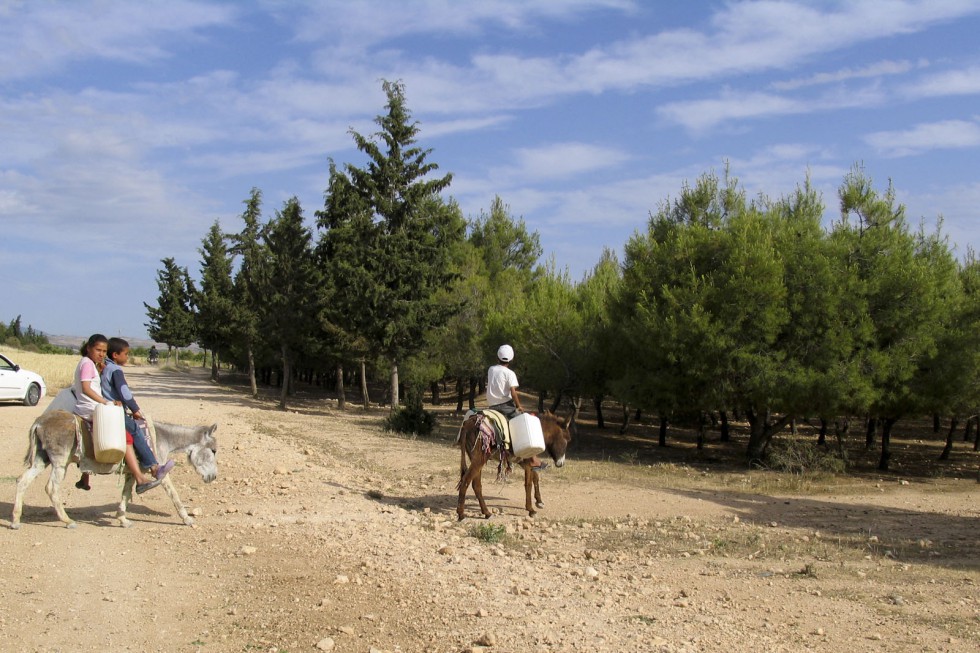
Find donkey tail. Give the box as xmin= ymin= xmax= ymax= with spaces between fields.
xmin=23 ymin=420 xmax=42 ymax=468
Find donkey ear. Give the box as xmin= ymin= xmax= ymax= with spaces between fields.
xmin=562 ymin=415 xmax=571 ymax=429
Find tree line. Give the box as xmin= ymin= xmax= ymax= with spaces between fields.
xmin=145 ymin=81 xmax=980 ymax=470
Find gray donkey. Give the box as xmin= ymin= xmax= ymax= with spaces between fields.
xmin=10 ymin=407 xmax=217 ymax=529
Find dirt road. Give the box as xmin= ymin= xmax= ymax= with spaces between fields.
xmin=1 ymin=365 xmax=977 ymax=652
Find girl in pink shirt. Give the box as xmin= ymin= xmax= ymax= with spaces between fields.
xmin=73 ymin=334 xmax=160 ymax=494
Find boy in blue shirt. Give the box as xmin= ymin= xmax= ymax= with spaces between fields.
xmin=99 ymin=338 xmax=174 ymax=482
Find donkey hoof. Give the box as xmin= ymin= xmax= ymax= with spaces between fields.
xmin=10 ymin=522 xmax=21 ymax=530
xmin=457 ymin=514 xmax=465 ymax=522
xmin=66 ymin=521 xmax=77 ymax=529
xmin=536 ymin=501 xmax=545 ymax=509
xmin=482 ymin=513 xmax=492 ymax=520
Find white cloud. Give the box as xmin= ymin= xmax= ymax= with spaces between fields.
xmin=902 ymin=66 xmax=980 ymax=98
xmin=509 ymin=142 xmax=630 ymax=182
xmin=865 ymin=119 xmax=980 ymax=157
xmin=0 ymin=1 xmax=238 ymax=81
xmin=771 ymin=59 xmax=925 ymax=91
xmin=656 ymin=92 xmax=808 ymax=133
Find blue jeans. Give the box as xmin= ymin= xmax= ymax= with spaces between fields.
xmin=126 ymin=414 xmax=158 ymax=470
xmin=489 ymin=400 xmax=519 ymax=419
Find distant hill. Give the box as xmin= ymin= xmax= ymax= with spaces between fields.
xmin=47 ymin=335 xmax=200 ymax=352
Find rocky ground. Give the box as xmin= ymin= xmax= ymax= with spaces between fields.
xmin=1 ymin=365 xmax=977 ymax=653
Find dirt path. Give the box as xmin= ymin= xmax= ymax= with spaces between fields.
xmin=1 ymin=366 xmax=977 ymax=652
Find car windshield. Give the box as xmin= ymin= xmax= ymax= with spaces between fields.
xmin=0 ymin=353 xmax=17 ymax=371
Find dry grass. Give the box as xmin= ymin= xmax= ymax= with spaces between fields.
xmin=0 ymin=346 xmax=76 ymax=392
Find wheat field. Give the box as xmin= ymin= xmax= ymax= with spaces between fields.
xmin=0 ymin=347 xmax=77 ymax=392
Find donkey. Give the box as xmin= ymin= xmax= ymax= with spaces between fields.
xmin=10 ymin=410 xmax=218 ymax=529
xmin=457 ymin=410 xmax=571 ymax=521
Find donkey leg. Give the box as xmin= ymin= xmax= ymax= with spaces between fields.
xmin=533 ymin=469 xmax=544 ymax=509
xmin=161 ymin=475 xmax=194 ymax=526
xmin=10 ymin=459 xmax=47 ymax=529
xmin=44 ymin=462 xmax=76 ymax=529
xmin=472 ymin=469 xmax=492 ymax=519
xmin=116 ymin=474 xmax=136 ymax=528
xmin=456 ymin=465 xmax=478 ymax=521
xmin=522 ymin=464 xmax=537 ymax=517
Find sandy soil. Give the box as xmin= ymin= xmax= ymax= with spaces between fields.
xmin=1 ymin=365 xmax=977 ymax=653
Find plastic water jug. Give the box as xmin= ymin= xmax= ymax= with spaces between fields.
xmin=509 ymin=413 xmax=545 ymax=458
xmin=93 ymin=403 xmax=126 ymax=464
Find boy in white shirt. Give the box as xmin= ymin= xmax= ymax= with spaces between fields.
xmin=486 ymin=344 xmax=547 ymax=471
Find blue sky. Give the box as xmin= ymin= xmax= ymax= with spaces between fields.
xmin=2 ymin=0 xmax=979 ymax=341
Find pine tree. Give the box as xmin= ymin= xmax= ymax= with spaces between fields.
xmin=195 ymin=220 xmax=236 ymax=381
xmin=144 ymin=257 xmax=196 ymax=364
xmin=259 ymin=197 xmax=321 ymax=410
xmin=317 ymin=80 xmax=464 ymax=409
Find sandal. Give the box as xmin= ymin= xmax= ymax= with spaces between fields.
xmin=136 ymin=479 xmax=162 ymax=494
xmin=154 ymin=459 xmax=175 ymax=480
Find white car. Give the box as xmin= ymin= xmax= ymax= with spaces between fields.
xmin=0 ymin=352 xmax=46 ymax=406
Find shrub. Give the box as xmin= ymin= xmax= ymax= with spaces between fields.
xmin=382 ymin=405 xmax=434 ymax=437
xmin=471 ymin=523 xmax=506 ymax=544
xmin=764 ymin=438 xmax=846 ymax=475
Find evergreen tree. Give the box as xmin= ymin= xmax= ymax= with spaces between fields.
xmin=229 ymin=188 xmax=268 ymax=398
xmin=258 ymin=197 xmax=321 ymax=410
xmin=195 ymin=220 xmax=236 ymax=381
xmin=144 ymin=257 xmax=196 ymax=363
xmin=317 ymin=80 xmax=464 ymax=409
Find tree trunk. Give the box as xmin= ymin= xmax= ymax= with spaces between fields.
xmin=658 ymin=414 xmax=668 ymax=447
xmin=865 ymin=416 xmax=877 ymax=450
xmin=279 ymin=347 xmax=290 ymax=410
xmin=594 ymin=395 xmax=605 ymax=429
xmin=247 ymin=343 xmax=258 ymax=399
xmin=696 ymin=412 xmax=707 ymax=451
xmin=835 ymin=417 xmax=849 ymax=459
xmin=635 ymin=408 xmax=642 ymax=422
xmin=817 ymin=418 xmax=828 ymax=446
xmin=877 ymin=417 xmax=897 ymax=471
xmin=360 ymin=359 xmax=370 ymax=409
xmin=569 ymin=397 xmax=583 ymax=431
xmin=336 ymin=362 xmax=346 ymax=411
xmin=619 ymin=404 xmax=631 ymax=435
xmin=549 ymin=390 xmax=563 ymax=414
xmin=390 ymin=362 xmax=399 ymax=410
xmin=430 ymin=381 xmax=441 ymax=406
xmin=537 ymin=390 xmax=546 ymax=413
xmin=719 ymin=411 xmax=730 ymax=442
xmin=933 ymin=412 xmax=941 ymax=433
xmin=939 ymin=417 xmax=958 ymax=461
xmin=455 ymin=377 xmax=465 ymax=413
xmin=745 ymin=409 xmax=792 ymax=463
xmin=964 ymin=415 xmax=975 ymax=442
xmin=468 ymin=377 xmax=477 ymax=411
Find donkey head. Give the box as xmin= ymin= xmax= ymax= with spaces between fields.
xmin=541 ymin=411 xmax=572 ymax=468
xmin=187 ymin=424 xmax=218 ymax=483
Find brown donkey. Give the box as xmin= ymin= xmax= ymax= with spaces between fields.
xmin=456 ymin=411 xmax=571 ymax=521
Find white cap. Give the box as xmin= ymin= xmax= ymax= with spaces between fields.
xmin=497 ymin=344 xmax=514 ymax=362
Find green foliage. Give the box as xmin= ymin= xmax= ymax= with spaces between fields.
xmin=0 ymin=315 xmax=51 ymax=350
xmin=144 ymin=258 xmax=196 ymax=349
xmin=471 ymin=523 xmax=507 ymax=544
xmin=317 ymin=80 xmax=465 ymax=407
xmin=382 ymin=405 xmax=435 ymax=437
xmin=195 ymin=220 xmax=237 ymax=372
